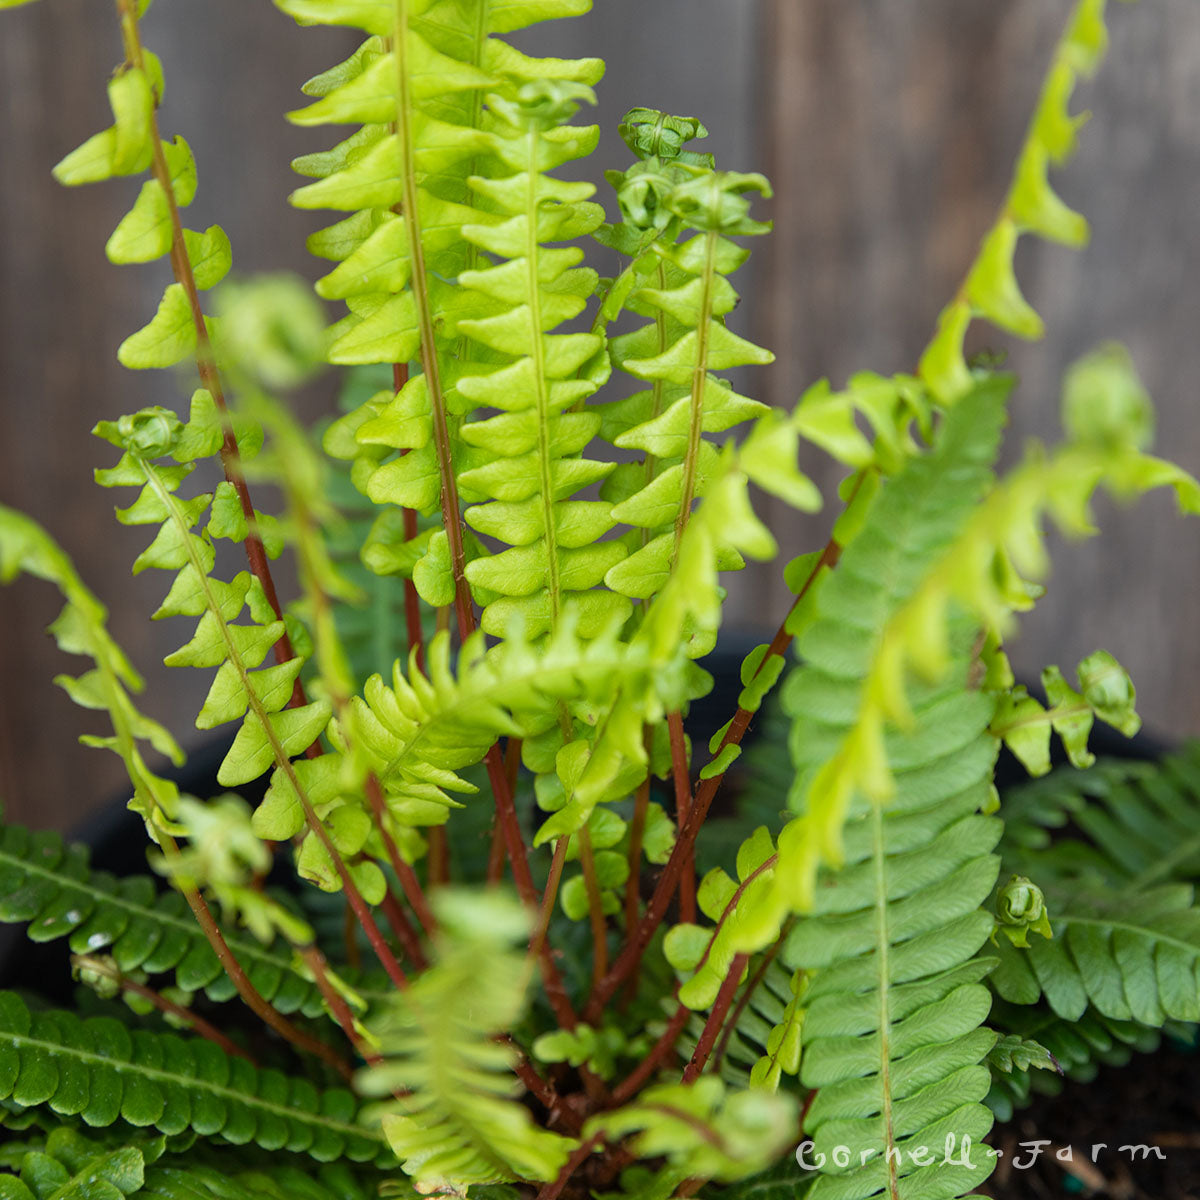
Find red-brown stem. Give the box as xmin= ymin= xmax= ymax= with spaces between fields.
xmin=73 ymin=953 xmax=256 ymax=1065
xmin=667 ymin=711 xmax=695 ymax=923
xmin=175 ymin=879 xmax=353 ymax=1079
xmin=535 ymin=1134 xmax=603 ymax=1200
xmin=488 ymin=739 xmax=523 ymax=886
xmin=609 ymin=852 xmax=780 ymax=1093
xmin=585 ymin=531 xmax=845 ymax=1022
xmin=499 ymin=1036 xmax=582 ymax=1136
xmin=712 ymin=939 xmax=784 ymax=1075
xmin=116 ymin=1 xmax=312 ymax=720
xmin=505 ymin=736 xmax=522 ymax=792
xmin=427 ymin=826 xmax=449 ymax=887
xmin=577 ymin=827 xmax=609 ymax=987
xmin=486 ymin=743 xmax=577 ymax=1028
xmin=612 ymin=1003 xmax=691 ymax=1104
xmin=379 ymin=885 xmax=426 ymax=968
xmin=486 ymin=741 xmax=536 ymax=905
xmin=681 ymin=953 xmax=748 ymax=1083
xmin=486 ymin=820 xmax=507 ymax=886
xmin=363 ymin=773 xmax=436 ymax=939
xmin=288 ymin=779 xmax=408 ymax=991
xmin=530 ymin=837 xmax=569 ymax=964
xmin=623 ymin=771 xmax=650 ymax=940
xmin=299 ymin=944 xmax=383 ymax=1069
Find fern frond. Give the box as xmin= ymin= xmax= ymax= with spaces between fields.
xmin=676 ymin=952 xmax=803 ymax=1091
xmin=0 ymin=1123 xmax=382 ymax=1200
xmin=1001 ymin=743 xmax=1200 ymax=890
xmin=93 ymin=403 xmax=318 ymax=769
xmin=984 ymin=998 xmax=1166 ymax=1121
xmin=665 ymin=827 xmax=782 ymax=1013
xmin=252 ymin=616 xmax=670 ymax=869
xmin=0 ymin=817 xmax=327 ymax=1019
xmin=601 ymin=169 xmax=791 ymax=620
xmin=991 ymin=873 xmax=1200 ymax=1025
xmin=919 ymin=0 xmax=1134 ymax=402
xmin=90 ymin=409 xmax=363 ymax=897
xmin=990 ymin=649 xmax=1141 ymax=777
xmin=778 ymin=345 xmax=1200 ymax=912
xmin=0 ymin=504 xmax=184 ymax=840
xmin=453 ymin=81 xmax=627 ymax=640
xmin=281 ymin=0 xmax=605 ymax=620
xmin=790 ymin=371 xmax=932 ymax=476
xmin=774 ymin=375 xmax=1010 ymax=912
xmin=359 ymin=890 xmax=577 ymax=1192
xmin=51 ymin=44 xmax=233 ymax=366
xmin=320 ymin=366 xmax=426 ymax=686
xmin=0 ymin=992 xmax=387 ymax=1163
xmin=785 ymin=660 xmax=1002 ymax=1200
xmin=583 ymin=1076 xmax=797 ymax=1188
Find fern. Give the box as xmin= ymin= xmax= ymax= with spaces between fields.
xmin=0 ymin=1124 xmax=381 ymax=1200
xmin=1001 ymin=742 xmax=1200 ymax=888
xmin=93 ymin=408 xmax=327 ymax=790
xmin=2 ymin=1 xmax=1195 ymax=1198
xmin=783 ymin=655 xmax=1001 ymax=1200
xmin=0 ymin=817 xmax=330 ymax=1019
xmin=774 ymin=376 xmax=1011 ymax=913
xmin=992 ymin=802 xmax=1200 ymax=1027
xmin=983 ymin=748 xmax=1200 ymax=1114
xmin=918 ymin=0 xmax=1128 ymax=402
xmin=583 ymin=1075 xmax=797 ymax=1187
xmin=90 ymin=410 xmax=393 ymax=917
xmin=50 ymin=25 xmax=232 ymax=374
xmin=676 ymin=953 xmax=802 ymax=1091
xmin=358 ymin=891 xmax=576 ymax=1191
xmin=323 ymin=366 xmax=427 ymax=687
xmin=984 ymin=999 xmax=1168 ymax=1121
xmin=0 ymin=504 xmax=185 ymax=840
xmin=600 ymin=166 xmax=784 ymax=626
xmin=281 ymin=0 xmax=607 ymax=629
xmin=448 ymin=81 xmax=625 ymax=641
xmin=0 ymin=992 xmax=387 ymax=1163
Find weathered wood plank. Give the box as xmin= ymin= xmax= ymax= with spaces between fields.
xmin=756 ymin=0 xmax=1200 ymax=745
xmin=0 ymin=2 xmax=353 ymax=830
xmin=3 ymin=1 xmax=1199 ymax=834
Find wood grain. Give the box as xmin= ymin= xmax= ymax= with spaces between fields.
xmin=0 ymin=1 xmax=353 ymax=831
xmin=755 ymin=0 xmax=1200 ymax=745
xmin=2 ymin=1 xmax=1198 ymax=833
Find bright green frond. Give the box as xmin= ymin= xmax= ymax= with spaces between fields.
xmin=359 ymin=890 xmax=576 ymax=1191
xmin=919 ymin=0 xmax=1132 ymax=402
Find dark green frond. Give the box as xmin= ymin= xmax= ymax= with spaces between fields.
xmin=784 ymin=663 xmax=1002 ymax=1200
xmin=0 ymin=817 xmax=326 ymax=1019
xmin=0 ymin=992 xmax=388 ymax=1163
xmin=0 ymin=1124 xmax=382 ymax=1200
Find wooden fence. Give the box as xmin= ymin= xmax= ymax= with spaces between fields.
xmin=1 ymin=1 xmax=1197 ymax=830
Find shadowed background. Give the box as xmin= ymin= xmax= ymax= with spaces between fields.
xmin=2 ymin=1 xmax=1198 ymax=831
